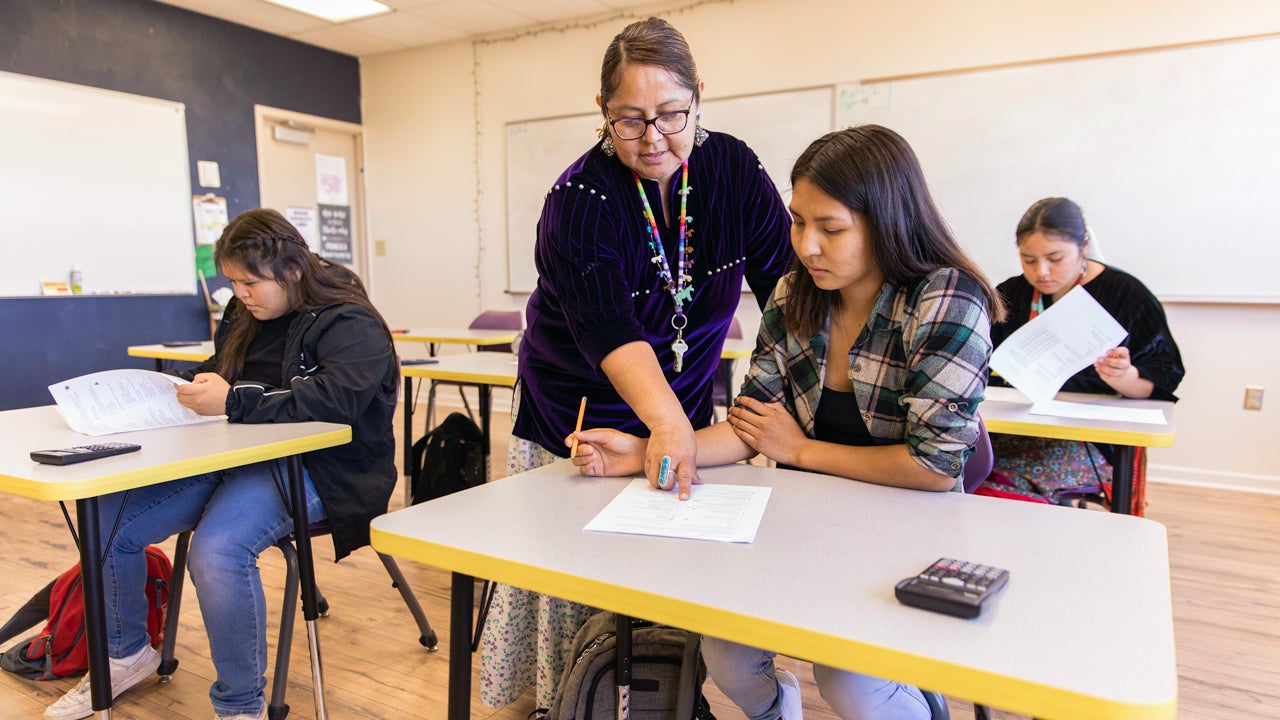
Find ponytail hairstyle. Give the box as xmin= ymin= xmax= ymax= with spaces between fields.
xmin=213 ymin=208 xmax=389 ymax=382
xmin=783 ymin=125 xmax=1005 ymax=338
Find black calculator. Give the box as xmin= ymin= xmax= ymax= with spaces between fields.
xmin=31 ymin=442 xmax=142 ymax=466
xmin=894 ymin=558 xmax=1010 ymax=619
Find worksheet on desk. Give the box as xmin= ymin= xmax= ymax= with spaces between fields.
xmin=584 ymin=479 xmax=771 ymax=543
xmin=990 ymin=287 xmax=1127 ymax=402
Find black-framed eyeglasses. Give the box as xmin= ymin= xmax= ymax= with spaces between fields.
xmin=606 ymin=96 xmax=695 ymax=140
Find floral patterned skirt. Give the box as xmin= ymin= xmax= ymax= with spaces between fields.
xmin=478 ymin=434 xmax=597 ymax=708
xmin=983 ymin=433 xmax=1113 ymax=504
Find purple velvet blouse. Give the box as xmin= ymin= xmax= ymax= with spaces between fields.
xmin=514 ymin=131 xmax=794 ymax=455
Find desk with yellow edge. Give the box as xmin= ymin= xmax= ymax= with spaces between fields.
xmin=981 ymin=386 xmax=1176 ymax=514
xmin=372 ymin=460 xmax=1177 ymax=720
xmin=0 ymin=406 xmax=350 ymax=719
xmin=127 ymin=341 xmax=215 ymax=371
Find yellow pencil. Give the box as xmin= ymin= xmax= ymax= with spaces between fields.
xmin=569 ymin=395 xmax=587 ymax=457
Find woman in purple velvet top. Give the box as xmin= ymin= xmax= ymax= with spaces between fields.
xmin=481 ymin=16 xmax=793 ymax=709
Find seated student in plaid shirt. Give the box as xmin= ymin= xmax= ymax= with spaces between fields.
xmin=569 ymin=125 xmax=1005 ymax=720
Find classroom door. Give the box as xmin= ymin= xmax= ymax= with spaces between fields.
xmin=254 ymin=105 xmax=370 ymax=284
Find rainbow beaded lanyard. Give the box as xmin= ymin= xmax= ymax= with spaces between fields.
xmin=634 ymin=159 xmax=693 ymax=371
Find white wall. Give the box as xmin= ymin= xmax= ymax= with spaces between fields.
xmin=360 ymin=0 xmax=1280 ymax=491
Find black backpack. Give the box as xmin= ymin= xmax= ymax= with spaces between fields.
xmin=410 ymin=411 xmax=486 ymax=504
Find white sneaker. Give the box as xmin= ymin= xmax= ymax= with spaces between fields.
xmin=216 ymin=708 xmax=267 ymax=720
xmin=44 ymin=645 xmax=161 ymax=720
xmin=776 ymin=669 xmax=804 ymax=720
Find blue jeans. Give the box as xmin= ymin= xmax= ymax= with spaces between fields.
xmin=702 ymin=637 xmax=930 ymax=720
xmin=96 ymin=460 xmax=325 ymax=717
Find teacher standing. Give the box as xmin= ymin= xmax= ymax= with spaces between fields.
xmin=484 ymin=16 xmax=793 ymax=709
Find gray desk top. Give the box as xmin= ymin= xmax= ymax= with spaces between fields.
xmin=372 ymin=461 xmax=1176 ymax=719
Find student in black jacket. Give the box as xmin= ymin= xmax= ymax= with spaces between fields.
xmin=45 ymin=209 xmax=398 ymax=720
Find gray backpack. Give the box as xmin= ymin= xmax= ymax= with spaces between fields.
xmin=542 ymin=611 xmax=716 ymax=720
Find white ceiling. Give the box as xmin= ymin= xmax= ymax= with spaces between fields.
xmin=153 ymin=0 xmax=674 ymax=58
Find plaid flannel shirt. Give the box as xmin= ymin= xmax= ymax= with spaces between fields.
xmin=740 ymin=268 xmax=992 ymax=486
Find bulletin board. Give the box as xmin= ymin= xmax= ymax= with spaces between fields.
xmin=504 ymin=86 xmax=833 ymax=293
xmin=835 ymin=35 xmax=1280 ymax=302
xmin=0 ymin=70 xmax=195 ymax=297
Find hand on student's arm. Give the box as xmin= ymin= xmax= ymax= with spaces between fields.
xmin=175 ymin=372 xmax=231 ymax=416
xmin=600 ymin=341 xmax=699 ymax=499
xmin=727 ymin=397 xmax=807 ymax=465
xmin=1094 ymin=346 xmax=1154 ymax=399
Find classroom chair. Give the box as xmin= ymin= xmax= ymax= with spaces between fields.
xmin=424 ymin=310 xmax=523 ymax=430
xmin=157 ymin=523 xmax=438 ymax=720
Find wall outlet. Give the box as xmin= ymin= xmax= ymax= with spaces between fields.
xmin=1244 ymin=385 xmax=1264 ymax=411
xmin=374 ymin=240 xmax=386 ymax=257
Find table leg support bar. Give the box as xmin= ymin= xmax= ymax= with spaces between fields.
xmin=449 ymin=572 xmax=475 ymax=720
xmin=76 ymin=497 xmax=114 ymax=718
xmin=287 ymin=454 xmax=327 ymax=719
xmin=1111 ymin=445 xmax=1136 ymax=515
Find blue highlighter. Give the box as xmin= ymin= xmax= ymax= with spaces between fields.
xmin=658 ymin=455 xmax=672 ymax=490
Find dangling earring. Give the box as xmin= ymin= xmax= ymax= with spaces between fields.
xmin=601 ymin=134 xmax=616 ymax=157
xmin=694 ymin=125 xmax=708 ymax=147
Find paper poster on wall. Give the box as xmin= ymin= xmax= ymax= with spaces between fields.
xmin=318 ymin=204 xmax=352 ymax=262
xmin=285 ymin=206 xmax=320 ymax=252
xmin=191 ymin=194 xmax=228 ymax=281
xmin=192 ymin=194 xmax=228 ymax=245
xmin=315 ymin=154 xmax=349 ymax=206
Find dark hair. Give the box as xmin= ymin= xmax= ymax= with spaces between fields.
xmin=599 ymin=17 xmax=700 ymax=116
xmin=1016 ymin=197 xmax=1088 ymax=248
xmin=784 ymin=125 xmax=1004 ymax=337
xmin=213 ymin=208 xmax=389 ymax=382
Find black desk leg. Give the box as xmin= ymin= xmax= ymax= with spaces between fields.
xmin=288 ymin=454 xmax=328 ymax=719
xmin=75 ymin=496 xmax=113 ymax=718
xmin=449 ymin=572 xmax=475 ymax=720
xmin=615 ymin=614 xmax=633 ymax=720
xmin=480 ymin=386 xmax=492 ymax=476
xmin=720 ymin=359 xmax=733 ymax=409
xmin=1111 ymin=445 xmax=1136 ymax=515
xmin=403 ymin=375 xmax=414 ymax=481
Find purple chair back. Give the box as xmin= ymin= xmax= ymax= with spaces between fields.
xmin=468 ymin=310 xmax=523 ymax=353
xmin=962 ymin=417 xmax=994 ymax=494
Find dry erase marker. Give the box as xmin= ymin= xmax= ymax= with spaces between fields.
xmin=658 ymin=455 xmax=672 ymax=489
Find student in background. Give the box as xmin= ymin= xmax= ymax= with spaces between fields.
xmin=983 ymin=197 xmax=1184 ymax=503
xmin=44 ymin=209 xmax=398 ymax=720
xmin=481 ymin=16 xmax=793 ymax=710
xmin=571 ymin=125 xmax=1001 ymax=720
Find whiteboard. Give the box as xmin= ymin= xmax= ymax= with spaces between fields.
xmin=835 ymin=36 xmax=1280 ymax=302
xmin=0 ymin=71 xmax=195 ymax=297
xmin=505 ymin=86 xmax=833 ymax=292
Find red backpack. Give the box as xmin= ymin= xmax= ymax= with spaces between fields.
xmin=0 ymin=546 xmax=172 ymax=680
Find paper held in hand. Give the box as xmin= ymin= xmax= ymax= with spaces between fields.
xmin=989 ymin=287 xmax=1164 ymax=424
xmin=47 ymin=369 xmax=224 ymax=436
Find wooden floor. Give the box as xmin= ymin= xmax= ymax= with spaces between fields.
xmin=1 ymin=393 xmax=1277 ymax=719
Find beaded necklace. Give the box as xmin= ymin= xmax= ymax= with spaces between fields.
xmin=634 ymin=160 xmax=694 ymax=371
